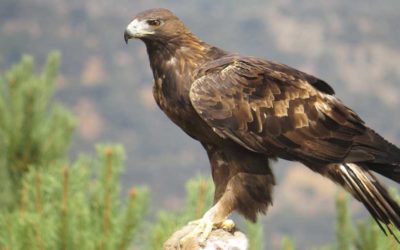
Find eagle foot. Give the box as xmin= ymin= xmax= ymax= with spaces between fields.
xmin=217 ymin=219 xmax=235 ymax=232
xmin=179 ymin=218 xmax=236 ymax=247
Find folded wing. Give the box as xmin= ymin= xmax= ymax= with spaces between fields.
xmin=190 ymin=55 xmax=370 ymax=166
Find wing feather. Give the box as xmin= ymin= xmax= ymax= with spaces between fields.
xmin=190 ymin=55 xmax=366 ymax=164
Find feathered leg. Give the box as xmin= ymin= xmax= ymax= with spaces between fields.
xmin=179 ymin=143 xmax=275 ymax=246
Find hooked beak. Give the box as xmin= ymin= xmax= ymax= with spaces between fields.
xmin=124 ymin=30 xmax=131 ymax=44
xmin=124 ymin=19 xmax=154 ymax=44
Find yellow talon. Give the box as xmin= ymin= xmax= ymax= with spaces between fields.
xmin=218 ymin=219 xmax=235 ymax=232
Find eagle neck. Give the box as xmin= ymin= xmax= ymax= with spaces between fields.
xmin=145 ymin=33 xmax=211 ymax=73
xmin=144 ymin=33 xmax=216 ymax=105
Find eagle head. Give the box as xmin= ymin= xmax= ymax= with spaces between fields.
xmin=124 ymin=8 xmax=187 ymax=43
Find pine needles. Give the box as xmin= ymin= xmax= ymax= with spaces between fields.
xmin=0 ymin=54 xmax=148 ymax=250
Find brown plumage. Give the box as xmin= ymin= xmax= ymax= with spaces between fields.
xmin=125 ymin=8 xmax=400 ymax=242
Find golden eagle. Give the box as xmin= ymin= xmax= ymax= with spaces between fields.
xmin=124 ymin=8 xmax=400 ymax=243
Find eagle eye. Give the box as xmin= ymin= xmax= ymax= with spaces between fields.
xmin=147 ymin=19 xmax=161 ymax=27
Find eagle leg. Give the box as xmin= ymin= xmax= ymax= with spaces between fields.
xmin=179 ymin=200 xmax=235 ymax=247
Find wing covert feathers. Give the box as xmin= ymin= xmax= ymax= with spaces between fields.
xmin=190 ymin=55 xmax=367 ymax=164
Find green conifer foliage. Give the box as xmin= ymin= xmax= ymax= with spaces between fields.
xmin=0 ymin=54 xmax=148 ymax=250
xmin=335 ymin=192 xmax=353 ymax=250
xmin=246 ymin=220 xmax=264 ymax=250
xmin=0 ymin=52 xmax=75 ymax=209
xmin=0 ymin=145 xmax=148 ymax=250
xmin=281 ymin=236 xmax=295 ymax=250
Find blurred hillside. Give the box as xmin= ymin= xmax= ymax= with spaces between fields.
xmin=1 ymin=0 xmax=399 ymax=249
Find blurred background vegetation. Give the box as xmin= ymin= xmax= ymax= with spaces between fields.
xmin=0 ymin=1 xmax=399 ymax=249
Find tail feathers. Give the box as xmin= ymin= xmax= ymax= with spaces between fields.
xmin=368 ymin=128 xmax=400 ymax=164
xmin=329 ymin=163 xmax=400 ymax=241
xmin=355 ymin=128 xmax=400 ymax=171
xmin=346 ymin=127 xmax=400 ymax=183
xmin=367 ymin=163 xmax=400 ymax=183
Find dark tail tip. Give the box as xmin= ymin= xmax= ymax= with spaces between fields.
xmin=337 ymin=163 xmax=400 ymax=242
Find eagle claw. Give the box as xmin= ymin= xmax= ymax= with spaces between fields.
xmin=179 ymin=218 xmax=236 ymax=248
xmin=218 ymin=219 xmax=235 ymax=232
